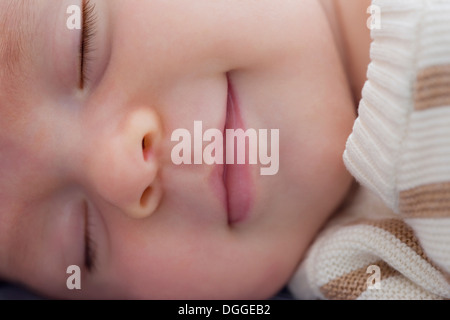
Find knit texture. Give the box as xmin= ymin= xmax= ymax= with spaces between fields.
xmin=289 ymin=0 xmax=450 ymax=299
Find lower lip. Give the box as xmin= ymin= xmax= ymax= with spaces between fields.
xmin=222 ymin=76 xmax=254 ymax=224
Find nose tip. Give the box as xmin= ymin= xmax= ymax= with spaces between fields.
xmin=124 ymin=108 xmax=163 ymax=219
xmin=87 ymin=107 xmax=164 ymax=220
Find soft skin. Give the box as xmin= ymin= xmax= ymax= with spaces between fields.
xmin=0 ymin=0 xmax=369 ymax=299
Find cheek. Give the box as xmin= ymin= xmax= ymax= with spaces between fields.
xmin=101 ymin=216 xmax=211 ymax=298
xmin=284 ymin=115 xmax=353 ymax=192
xmin=299 ymin=124 xmax=354 ymax=222
xmin=279 ymin=99 xmax=355 ymax=235
xmin=99 ymin=217 xmax=286 ymax=299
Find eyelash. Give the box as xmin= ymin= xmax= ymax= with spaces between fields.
xmin=79 ymin=0 xmax=98 ymax=89
xmin=84 ymin=201 xmax=97 ymax=272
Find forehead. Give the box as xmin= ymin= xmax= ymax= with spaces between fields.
xmin=0 ymin=1 xmax=29 ymax=72
xmin=0 ymin=0 xmax=35 ymax=86
xmin=0 ymin=0 xmax=44 ymax=139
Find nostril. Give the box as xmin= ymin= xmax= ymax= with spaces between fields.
xmin=142 ymin=134 xmax=153 ymax=161
xmin=140 ymin=186 xmax=153 ymax=207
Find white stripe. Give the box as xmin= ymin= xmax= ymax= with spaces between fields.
xmin=398 ymin=108 xmax=450 ymax=190
xmin=417 ymin=1 xmax=450 ymax=68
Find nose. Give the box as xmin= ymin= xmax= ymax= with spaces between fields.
xmin=86 ymin=108 xmax=163 ymax=219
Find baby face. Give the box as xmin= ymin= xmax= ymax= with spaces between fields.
xmin=0 ymin=0 xmax=355 ymax=298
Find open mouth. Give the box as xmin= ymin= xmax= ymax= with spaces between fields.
xmin=222 ymin=74 xmax=254 ymax=225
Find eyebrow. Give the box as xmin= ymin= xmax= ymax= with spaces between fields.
xmin=0 ymin=0 xmax=35 ymax=87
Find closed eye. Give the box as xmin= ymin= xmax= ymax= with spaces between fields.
xmin=83 ymin=201 xmax=97 ymax=272
xmin=79 ymin=0 xmax=98 ymax=89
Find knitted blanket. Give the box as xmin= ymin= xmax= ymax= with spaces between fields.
xmin=289 ymin=0 xmax=450 ymax=299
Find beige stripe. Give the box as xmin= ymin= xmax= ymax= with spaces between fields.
xmin=415 ymin=65 xmax=450 ymax=110
xmin=362 ymin=219 xmax=431 ymax=262
xmin=363 ymin=219 xmax=450 ymax=285
xmin=416 ymin=65 xmax=450 ymax=82
xmin=400 ymin=183 xmax=450 ymax=218
xmin=416 ymin=85 xmax=450 ymax=102
xmin=320 ymin=260 xmax=399 ymax=300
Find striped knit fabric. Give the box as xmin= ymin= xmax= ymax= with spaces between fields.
xmin=289 ymin=0 xmax=450 ymax=299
